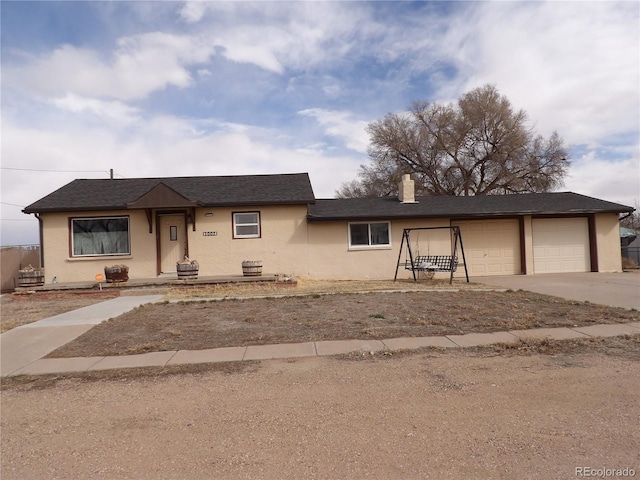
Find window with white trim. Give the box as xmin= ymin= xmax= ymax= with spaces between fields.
xmin=233 ymin=212 xmax=261 ymax=238
xmin=71 ymin=216 xmax=130 ymax=256
xmin=349 ymin=222 xmax=390 ymax=248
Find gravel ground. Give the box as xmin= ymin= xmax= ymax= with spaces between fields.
xmin=2 ymin=349 xmax=639 ymax=479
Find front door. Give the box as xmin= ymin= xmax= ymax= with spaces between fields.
xmin=159 ymin=214 xmax=186 ymax=274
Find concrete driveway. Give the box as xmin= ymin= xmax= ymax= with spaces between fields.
xmin=474 ymin=272 xmax=640 ymax=310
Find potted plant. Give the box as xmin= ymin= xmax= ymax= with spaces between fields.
xmin=104 ymin=264 xmax=129 ymax=283
xmin=241 ymin=260 xmax=262 ymax=276
xmin=177 ymin=257 xmax=199 ymax=279
xmin=17 ymin=264 xmax=45 ymax=287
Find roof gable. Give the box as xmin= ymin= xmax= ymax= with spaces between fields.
xmin=127 ymin=182 xmax=200 ymax=209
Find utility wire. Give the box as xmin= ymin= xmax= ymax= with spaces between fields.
xmin=1 ymin=167 xmax=108 ymax=174
xmin=1 ymin=202 xmax=26 ymax=208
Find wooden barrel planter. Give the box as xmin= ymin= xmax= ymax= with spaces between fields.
xmin=177 ymin=261 xmax=199 ymax=280
xmin=18 ymin=267 xmax=45 ymax=287
xmin=104 ymin=265 xmax=129 ymax=283
xmin=242 ymin=260 xmax=263 ymax=277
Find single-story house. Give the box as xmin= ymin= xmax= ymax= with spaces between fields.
xmin=23 ymin=173 xmax=634 ymax=283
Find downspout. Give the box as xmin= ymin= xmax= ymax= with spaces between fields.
xmin=34 ymin=213 xmax=44 ymax=268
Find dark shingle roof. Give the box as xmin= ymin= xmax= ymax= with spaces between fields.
xmin=307 ymin=192 xmax=633 ymax=221
xmin=23 ymin=173 xmax=316 ymax=213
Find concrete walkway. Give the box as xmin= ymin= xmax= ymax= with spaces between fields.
xmin=1 ymin=295 xmax=164 ymax=377
xmin=2 ymin=294 xmax=639 ymax=377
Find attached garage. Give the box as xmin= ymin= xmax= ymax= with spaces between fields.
xmin=453 ymin=219 xmax=521 ymax=276
xmin=532 ymin=217 xmax=590 ymax=273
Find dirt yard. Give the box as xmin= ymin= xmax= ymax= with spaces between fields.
xmin=2 ymin=346 xmax=639 ymax=479
xmin=47 ymin=289 xmax=640 ymax=358
xmin=0 ymin=279 xmax=463 ymax=334
xmin=2 ymin=282 xmax=639 ymax=478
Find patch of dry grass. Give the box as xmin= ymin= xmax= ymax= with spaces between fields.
xmin=164 ymin=277 xmax=484 ymax=300
xmin=47 ymin=290 xmax=640 ymax=358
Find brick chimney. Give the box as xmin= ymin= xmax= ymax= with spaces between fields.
xmin=398 ymin=174 xmax=417 ymax=203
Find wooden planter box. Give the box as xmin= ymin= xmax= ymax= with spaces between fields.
xmin=18 ymin=268 xmax=45 ymax=287
xmin=177 ymin=262 xmax=199 ymax=280
xmin=242 ymin=260 xmax=262 ymax=277
xmin=104 ymin=265 xmax=129 ymax=283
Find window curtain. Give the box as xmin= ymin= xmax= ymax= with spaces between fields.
xmin=73 ymin=218 xmax=130 ymax=256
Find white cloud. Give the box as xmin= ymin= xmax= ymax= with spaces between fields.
xmin=179 ymin=2 xmax=371 ymax=74
xmin=51 ymin=94 xmax=141 ymax=125
xmin=179 ymin=1 xmax=208 ymax=23
xmin=298 ymin=109 xmax=370 ymax=154
xmin=442 ymin=2 xmax=639 ymax=146
xmin=5 ymin=32 xmax=214 ymax=100
xmin=3 ymin=0 xmax=639 ymax=246
xmin=1 ymin=109 xmax=363 ymax=244
xmin=564 ymin=152 xmax=639 ymax=208
xmin=214 ymin=36 xmax=285 ymax=74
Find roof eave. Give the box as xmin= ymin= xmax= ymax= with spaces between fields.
xmin=25 ymin=199 xmax=316 ymax=214
xmin=307 ymin=208 xmax=632 ymax=222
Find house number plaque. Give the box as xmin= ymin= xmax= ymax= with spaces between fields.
xmin=203 ymin=231 xmax=218 ymax=236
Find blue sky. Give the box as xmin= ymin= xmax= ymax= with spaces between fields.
xmin=2 ymin=1 xmax=639 ymax=245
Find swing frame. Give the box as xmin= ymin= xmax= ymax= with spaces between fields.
xmin=394 ymin=226 xmax=469 ymax=284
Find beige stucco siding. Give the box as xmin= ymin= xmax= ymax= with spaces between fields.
xmin=39 ymin=205 xmax=310 ymax=282
xmin=307 ymin=219 xmax=452 ymax=280
xmin=594 ymin=213 xmax=623 ymax=272
xmin=186 ymin=205 xmax=310 ymax=277
xmin=39 ymin=210 xmax=158 ymax=283
xmin=37 ymin=206 xmax=624 ymax=284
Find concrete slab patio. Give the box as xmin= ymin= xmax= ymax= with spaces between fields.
xmin=475 ymin=272 xmax=640 ymax=310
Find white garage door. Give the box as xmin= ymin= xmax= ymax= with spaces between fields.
xmin=453 ymin=219 xmax=521 ymax=276
xmin=532 ymin=218 xmax=590 ymax=274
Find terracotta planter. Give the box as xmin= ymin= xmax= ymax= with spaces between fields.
xmin=104 ymin=265 xmax=129 ymax=283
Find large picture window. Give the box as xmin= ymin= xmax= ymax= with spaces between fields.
xmin=71 ymin=217 xmax=130 ymax=256
xmin=349 ymin=222 xmax=390 ymax=248
xmin=233 ymin=212 xmax=261 ymax=238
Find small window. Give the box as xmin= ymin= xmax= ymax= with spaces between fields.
xmin=349 ymin=222 xmax=390 ymax=248
xmin=233 ymin=212 xmax=261 ymax=238
xmin=71 ymin=217 xmax=130 ymax=257
xmin=169 ymin=226 xmax=178 ymax=241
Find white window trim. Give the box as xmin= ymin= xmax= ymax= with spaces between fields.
xmin=348 ymin=221 xmax=392 ymax=250
xmin=70 ymin=216 xmax=131 ymax=257
xmin=233 ymin=211 xmax=261 ymax=239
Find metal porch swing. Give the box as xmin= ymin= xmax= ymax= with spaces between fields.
xmin=394 ymin=226 xmax=469 ymax=284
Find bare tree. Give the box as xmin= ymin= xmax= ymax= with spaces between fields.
xmin=337 ymin=85 xmax=570 ymax=197
xmin=620 ymin=200 xmax=640 ymax=230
